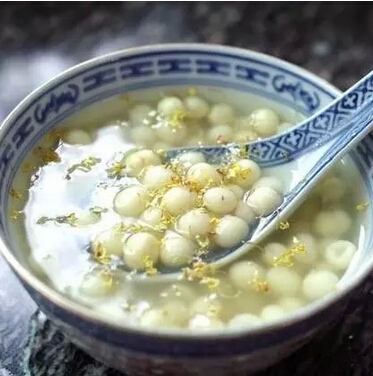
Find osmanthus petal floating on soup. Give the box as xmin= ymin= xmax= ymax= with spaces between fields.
xmin=8 ymin=87 xmax=362 ymax=332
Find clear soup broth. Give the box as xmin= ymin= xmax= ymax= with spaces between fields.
xmin=8 ymin=87 xmax=367 ymax=331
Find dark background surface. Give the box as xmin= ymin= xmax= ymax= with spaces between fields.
xmin=1 ymin=2 xmax=373 ymax=376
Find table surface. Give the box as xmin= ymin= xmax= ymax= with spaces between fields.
xmin=1 ymin=3 xmax=373 ymax=375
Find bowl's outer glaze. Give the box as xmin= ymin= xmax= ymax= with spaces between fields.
xmin=1 ymin=44 xmax=373 ymax=376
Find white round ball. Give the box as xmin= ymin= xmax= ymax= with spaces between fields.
xmin=318 ymin=238 xmax=336 ymax=254
xmin=129 ymin=104 xmax=153 ymax=125
xmin=63 ymin=129 xmax=92 ymax=145
xmin=207 ymin=125 xmax=233 ymax=144
xmin=94 ymin=228 xmax=124 ymax=257
xmin=114 ymin=185 xmax=149 ymax=217
xmin=157 ymin=96 xmax=185 ymax=117
xmin=203 ymin=187 xmax=238 ymax=214
xmin=228 ymin=313 xmax=262 ymax=329
xmin=155 ymin=122 xmax=188 ymax=146
xmin=292 ymin=233 xmax=318 ymax=265
xmin=190 ymin=295 xmax=223 ymax=318
xmin=232 ymin=159 xmax=261 ymax=189
xmin=233 ymin=201 xmax=256 ymax=223
xmin=261 ymin=305 xmax=285 ymax=321
xmin=324 ymin=240 xmax=357 ymax=270
xmin=178 ymin=151 xmax=206 ymax=167
xmin=277 ymin=297 xmax=305 ymax=313
xmin=162 ymin=187 xmax=196 ymax=216
xmin=228 ymin=261 xmax=265 ymax=290
xmin=234 ymin=130 xmax=258 ymax=143
xmin=266 ymin=267 xmax=301 ymax=297
xmin=184 ymin=96 xmax=209 ymax=119
xmin=130 ymin=125 xmax=156 ymax=147
xmin=140 ymin=309 xmax=169 ymax=328
xmin=79 ymin=272 xmax=112 ymax=298
xmin=302 ymin=269 xmax=339 ymax=300
xmin=187 ymin=163 xmax=222 ymax=187
xmin=214 ymin=215 xmax=249 ymax=248
xmin=122 ymin=232 xmax=160 ymax=270
xmin=313 ymin=209 xmax=352 ymax=237
xmin=125 ymin=150 xmax=162 ymax=176
xmin=232 ymin=292 xmax=265 ymax=315
xmin=250 ymin=108 xmax=280 ymax=136
xmin=233 ymin=116 xmax=253 ymax=130
xmin=140 ymin=207 xmax=163 ymax=227
xmin=160 ymin=283 xmax=197 ymax=302
xmin=226 ymin=184 xmax=245 ymax=200
xmin=252 ymin=176 xmax=284 ymax=194
xmin=189 ymin=315 xmax=224 ymax=331
xmin=318 ymin=176 xmax=346 ymax=204
xmin=162 ymin=299 xmax=190 ymax=327
xmin=246 ymin=187 xmax=282 ymax=216
xmin=160 ymin=232 xmax=195 ymax=267
xmin=262 ymin=242 xmax=287 ymax=266
xmin=208 ymin=103 xmax=235 ymax=125
xmin=177 ymin=209 xmax=212 ymax=238
xmin=186 ymin=134 xmax=205 ymax=147
xmin=141 ymin=165 xmax=174 ymax=190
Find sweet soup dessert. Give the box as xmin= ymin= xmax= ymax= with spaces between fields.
xmin=9 ymin=89 xmax=364 ymax=331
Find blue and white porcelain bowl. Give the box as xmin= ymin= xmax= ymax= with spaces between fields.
xmin=1 ymin=44 xmax=373 ymax=376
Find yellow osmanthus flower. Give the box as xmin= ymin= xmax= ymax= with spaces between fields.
xmin=159 ymin=211 xmax=178 ymax=229
xmin=36 ymin=212 xmax=78 ymax=226
xmin=356 ymin=202 xmax=369 ymax=211
xmin=210 ymin=217 xmax=221 ymax=227
xmin=99 ymin=270 xmax=115 ymax=290
xmin=278 ymin=221 xmax=290 ymax=230
xmin=168 ymin=109 xmax=186 ymax=129
xmin=164 ymin=161 xmax=185 ymax=177
xmin=65 ymin=156 xmax=101 ymax=179
xmin=107 ymin=161 xmax=126 ymax=179
xmin=47 ymin=128 xmax=64 ymax=140
xmin=143 ymin=256 xmax=158 ymax=276
xmin=155 ymin=149 xmax=167 ymax=158
xmin=33 ymin=146 xmax=61 ymax=163
xmin=217 ymin=136 xmax=229 ymax=145
xmin=10 ymin=210 xmax=22 ymax=220
xmin=200 ymin=276 xmax=220 ymax=290
xmin=93 ymin=243 xmax=111 ymax=265
xmin=250 ymin=277 xmax=270 ymax=293
xmin=237 ymin=145 xmax=250 ymax=158
xmin=182 ymin=261 xmax=215 ymax=281
xmin=195 ymin=233 xmax=215 ymax=253
xmin=272 ymin=242 xmax=306 ymax=267
xmin=115 ymin=222 xmax=145 ymax=234
xmin=219 ymin=162 xmax=251 ymax=182
xmin=10 ymin=188 xmax=22 ymax=199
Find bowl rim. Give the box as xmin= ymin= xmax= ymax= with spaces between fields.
xmin=1 ymin=42 xmax=364 ymax=341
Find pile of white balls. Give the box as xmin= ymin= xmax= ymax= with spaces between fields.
xmin=92 ymin=148 xmax=284 ymax=271
xmin=124 ymin=94 xmax=292 ymax=149
xmin=79 ymin=170 xmax=358 ymax=332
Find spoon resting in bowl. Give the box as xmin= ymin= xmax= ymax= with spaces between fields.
xmin=118 ymin=70 xmax=373 ymax=280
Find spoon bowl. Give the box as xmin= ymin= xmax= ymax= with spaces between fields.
xmin=130 ymin=70 xmax=373 ymax=280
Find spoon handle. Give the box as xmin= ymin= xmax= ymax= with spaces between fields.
xmin=244 ymin=71 xmax=373 ymax=167
xmin=277 ymin=72 xmax=373 ymax=221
